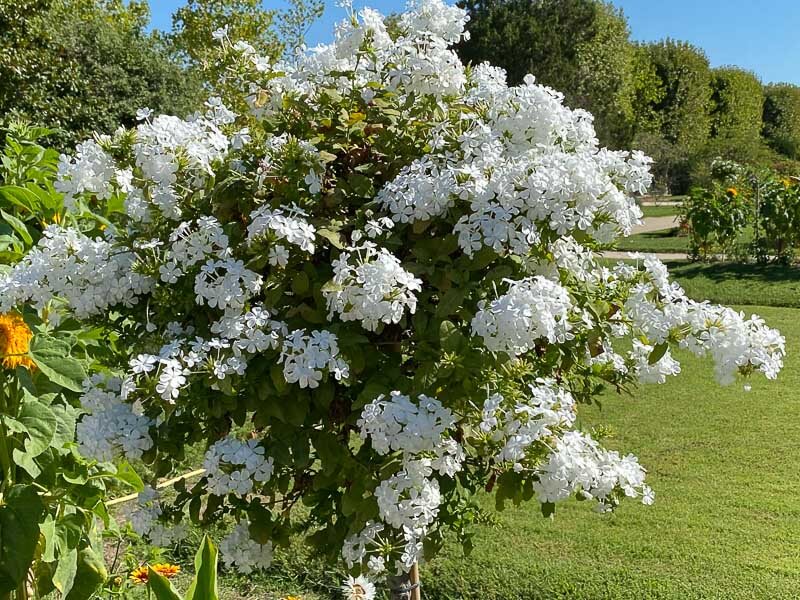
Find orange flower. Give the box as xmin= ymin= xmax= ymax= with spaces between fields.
xmin=129 ymin=566 xmax=149 ymax=585
xmin=726 ymin=187 xmax=738 ymax=197
xmin=151 ymin=563 xmax=181 ymax=579
xmin=0 ymin=312 xmax=35 ymax=371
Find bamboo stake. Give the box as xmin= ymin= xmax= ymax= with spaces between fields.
xmin=410 ymin=562 xmax=421 ymax=600
xmin=106 ymin=468 xmax=206 ymax=507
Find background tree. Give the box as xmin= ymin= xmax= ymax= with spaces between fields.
xmin=0 ymin=0 xmax=202 ymax=149
xmin=169 ymin=0 xmax=323 ymax=72
xmin=706 ymin=67 xmax=764 ymax=163
xmin=457 ymin=0 xmax=639 ymax=148
xmin=634 ymin=40 xmax=712 ymax=192
xmin=762 ymin=83 xmax=800 ymax=160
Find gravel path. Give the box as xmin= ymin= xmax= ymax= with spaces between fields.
xmin=601 ymin=251 xmax=688 ymax=261
xmin=632 ymin=215 xmax=681 ymax=234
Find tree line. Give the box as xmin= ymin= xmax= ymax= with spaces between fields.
xmin=456 ymin=0 xmax=800 ymax=193
xmin=0 ymin=0 xmax=321 ymax=149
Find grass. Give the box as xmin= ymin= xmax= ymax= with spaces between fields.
xmin=667 ymin=261 xmax=800 ymax=308
xmin=641 ymin=205 xmax=680 ymax=218
xmin=423 ymin=305 xmax=800 ymax=600
xmin=615 ymin=228 xmax=688 ymax=254
xmin=120 ymin=266 xmax=800 ymax=600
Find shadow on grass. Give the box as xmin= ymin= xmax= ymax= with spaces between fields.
xmin=664 ymin=261 xmax=800 ymax=308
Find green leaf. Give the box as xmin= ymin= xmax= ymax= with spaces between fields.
xmin=65 ymin=547 xmax=107 ymax=600
xmin=13 ymin=447 xmax=41 ymax=478
xmin=291 ymin=271 xmax=310 ymax=295
xmin=41 ymin=515 xmax=57 ymax=562
xmin=0 ymin=209 xmax=33 ymax=246
xmin=1 ymin=415 xmax=27 ymax=434
xmin=50 ymin=403 xmax=78 ymax=450
xmin=648 ymin=342 xmax=669 ymax=365
xmin=439 ymin=320 xmax=466 ymax=352
xmin=18 ymin=398 xmax=57 ymax=457
xmin=0 ymin=485 xmax=45 ymax=593
xmin=53 ymin=547 xmax=78 ymax=597
xmin=436 ymin=288 xmax=466 ymax=319
xmin=184 ymin=536 xmax=218 ymax=600
xmin=29 ymin=335 xmax=86 ymax=392
xmin=115 ymin=461 xmax=145 ymax=492
xmin=148 ymin=569 xmax=183 ymax=600
xmin=317 ymin=228 xmax=344 ymax=249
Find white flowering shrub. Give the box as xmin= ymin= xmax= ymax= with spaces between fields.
xmin=0 ymin=0 xmax=786 ymax=592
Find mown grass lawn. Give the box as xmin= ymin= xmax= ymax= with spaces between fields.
xmin=423 ymin=304 xmax=800 ymax=599
xmin=641 ymin=205 xmax=680 ymax=218
xmin=123 ymin=279 xmax=800 ymax=600
xmin=667 ymin=262 xmax=800 ymax=308
xmin=615 ymin=228 xmax=689 ymax=254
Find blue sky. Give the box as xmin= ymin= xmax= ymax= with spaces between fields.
xmin=147 ymin=0 xmax=800 ymax=85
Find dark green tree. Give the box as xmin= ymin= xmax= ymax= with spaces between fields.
xmin=456 ymin=0 xmax=642 ymax=148
xmin=0 ymin=0 xmax=202 ymax=149
xmin=762 ymin=83 xmax=800 ymax=159
xmin=169 ymin=0 xmax=323 ymax=69
xmin=634 ymin=40 xmax=712 ymax=192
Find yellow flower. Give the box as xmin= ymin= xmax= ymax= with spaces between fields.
xmin=129 ymin=566 xmax=150 ymax=585
xmin=0 ymin=312 xmax=35 ymax=371
xmin=151 ymin=563 xmax=181 ymax=579
xmin=284 ymin=596 xmax=304 ymax=600
xmin=129 ymin=563 xmax=180 ymax=585
xmin=726 ymin=187 xmax=738 ymax=197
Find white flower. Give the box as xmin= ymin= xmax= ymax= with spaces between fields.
xmin=279 ymin=329 xmax=349 ymax=389
xmin=341 ymin=575 xmax=376 ymax=600
xmin=220 ymin=522 xmax=273 ymax=574
xmin=325 ymin=243 xmax=422 ymax=331
xmin=472 ymin=276 xmax=573 ymax=355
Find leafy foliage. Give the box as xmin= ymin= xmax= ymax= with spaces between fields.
xmin=0 ymin=122 xmax=141 ymax=600
xmin=0 ymin=0 xmax=202 ymax=150
xmin=763 ymin=83 xmax=800 ymax=160
xmin=456 ymin=0 xmax=647 ymax=148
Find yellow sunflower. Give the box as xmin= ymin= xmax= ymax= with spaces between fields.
xmin=0 ymin=312 xmax=35 ymax=371
xmin=726 ymin=187 xmax=738 ymax=197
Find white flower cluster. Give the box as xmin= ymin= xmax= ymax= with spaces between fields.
xmin=621 ymin=254 xmax=785 ymax=385
xmin=351 ymin=392 xmax=464 ymax=573
xmin=279 ymin=329 xmax=349 ymax=388
xmin=203 ymin=436 xmax=274 ymax=496
xmin=129 ymin=486 xmax=188 ymax=547
xmin=76 ymin=375 xmax=153 ymax=461
xmin=471 ymin=276 xmax=573 ymax=355
xmin=220 ymin=521 xmax=273 ymax=574
xmin=132 ymin=110 xmax=230 ymax=220
xmin=194 ymin=257 xmax=262 ymax=311
xmin=479 ymin=380 xmax=576 ymax=471
xmin=159 ymin=217 xmax=230 ymax=283
xmin=246 ymin=203 xmax=316 ymax=266
xmin=358 ymin=391 xmax=462 ymax=475
xmin=126 ymin=306 xmax=287 ymax=403
xmin=0 ymin=226 xmax=152 ymax=318
xmin=630 ymin=340 xmax=681 ymax=384
xmin=533 ymin=431 xmax=655 ymax=510
xmin=55 ymin=139 xmax=117 ymax=210
xmin=326 ymin=243 xmax=422 ymax=331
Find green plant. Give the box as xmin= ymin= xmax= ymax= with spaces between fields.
xmin=683 ymin=185 xmax=750 ymax=260
xmin=753 ymin=177 xmax=800 ymax=264
xmin=145 ymin=537 xmax=219 ymax=600
xmin=0 ymin=311 xmax=146 ymax=599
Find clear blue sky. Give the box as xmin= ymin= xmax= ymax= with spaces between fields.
xmin=147 ymin=0 xmax=800 ymax=85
